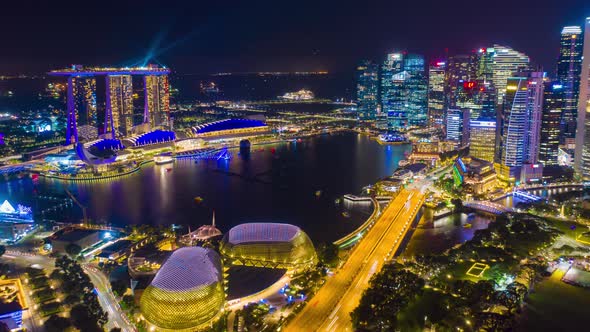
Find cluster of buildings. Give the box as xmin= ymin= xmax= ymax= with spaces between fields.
xmin=48 ymin=65 xmax=171 ymax=144
xmin=357 ymin=17 xmax=590 ymax=184
xmin=138 ymin=222 xmax=316 ymax=331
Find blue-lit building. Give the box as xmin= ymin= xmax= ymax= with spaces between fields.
xmin=446 ymin=109 xmax=469 ymax=146
xmin=380 ymin=53 xmax=427 ymax=130
xmin=356 ymin=60 xmax=380 ymax=120
xmin=557 ymin=26 xmax=583 ymax=143
xmin=381 ymin=53 xmax=406 ymax=129
xmin=404 ymin=54 xmax=428 ymax=127
xmin=540 ymin=82 xmax=565 ymax=166
xmin=0 ymin=301 xmax=23 ymax=330
xmin=0 ymin=200 xmax=35 ymax=243
xmin=190 ymin=118 xmax=269 ymax=138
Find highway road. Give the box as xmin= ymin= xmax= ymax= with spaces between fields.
xmin=83 ymin=264 xmax=136 ymax=332
xmin=284 ymin=189 xmax=425 ymax=332
xmin=1 ymin=251 xmax=134 ymax=331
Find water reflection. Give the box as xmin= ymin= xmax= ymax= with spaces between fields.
xmin=0 ymin=133 xmax=411 ymax=243
xmin=404 ymin=211 xmax=494 ymax=257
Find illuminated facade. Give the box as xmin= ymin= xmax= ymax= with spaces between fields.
xmin=356 ymin=60 xmax=380 ymax=120
xmin=140 ymin=247 xmax=224 ymax=331
xmin=469 ymin=120 xmax=496 ymax=163
xmin=453 ymin=157 xmax=497 ymax=195
xmin=105 ymin=75 xmax=133 ymax=138
xmin=144 ymin=75 xmax=170 ymax=130
xmin=428 ymin=61 xmax=446 ymax=126
xmin=404 ymin=54 xmax=428 ymax=127
xmin=557 ymin=26 xmax=583 ymax=142
xmin=575 ymin=18 xmax=590 ymax=180
xmin=447 ymin=54 xmax=478 ymax=107
xmin=490 ymin=45 xmax=530 ymax=104
xmin=220 ymin=223 xmax=317 ymax=272
xmin=72 ymin=77 xmax=97 ymax=128
xmin=381 ymin=53 xmax=406 ymax=129
xmin=497 ymin=72 xmax=544 ymax=181
xmin=49 ymin=65 xmax=170 ymax=144
xmin=446 ymin=109 xmax=469 ymax=146
xmin=539 ymin=82 xmax=564 ymax=166
xmin=190 ymin=118 xmax=269 ymax=138
xmin=380 ymin=53 xmax=427 ymax=129
xmin=456 ymin=80 xmax=497 ymax=120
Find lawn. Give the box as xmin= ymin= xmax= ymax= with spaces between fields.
xmin=518 ymin=268 xmax=590 ymax=330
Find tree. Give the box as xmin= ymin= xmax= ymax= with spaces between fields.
xmin=121 ymin=295 xmax=135 ymax=308
xmin=44 ymin=315 xmax=71 ymax=332
xmin=49 ymin=269 xmax=63 ymax=281
xmin=70 ymin=304 xmax=103 ymax=331
xmin=317 ymin=243 xmax=339 ymax=267
xmin=351 ymin=266 xmax=425 ymax=330
xmin=110 ymin=279 xmax=128 ymax=297
xmin=64 ymin=294 xmax=81 ymax=307
xmin=65 ymin=243 xmax=82 ymax=257
xmin=451 ymin=198 xmax=463 ymax=213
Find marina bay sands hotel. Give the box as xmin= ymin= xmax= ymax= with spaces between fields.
xmin=49 ymin=65 xmax=171 ymax=144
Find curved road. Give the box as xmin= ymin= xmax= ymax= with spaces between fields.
xmin=284 ymin=189 xmax=424 ymax=331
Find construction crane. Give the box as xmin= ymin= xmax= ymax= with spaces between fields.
xmin=65 ymin=188 xmax=88 ymax=225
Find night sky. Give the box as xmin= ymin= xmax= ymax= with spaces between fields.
xmin=3 ymin=0 xmax=590 ymax=75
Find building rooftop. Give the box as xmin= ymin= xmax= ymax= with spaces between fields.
xmin=150 ymin=247 xmax=221 ymax=292
xmin=51 ymin=228 xmax=100 ymax=243
xmin=48 ymin=65 xmax=170 ymax=76
xmin=192 ymin=119 xmax=267 ymax=135
xmin=227 ymin=223 xmax=300 ymax=245
xmin=99 ymin=240 xmax=132 ymax=254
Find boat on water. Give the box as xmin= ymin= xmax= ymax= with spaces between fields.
xmin=154 ymin=153 xmax=174 ymax=165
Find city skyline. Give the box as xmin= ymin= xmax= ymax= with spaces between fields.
xmin=2 ymin=0 xmax=590 ymax=74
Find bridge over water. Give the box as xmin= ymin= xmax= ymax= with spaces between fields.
xmin=464 ymin=201 xmax=513 ymax=215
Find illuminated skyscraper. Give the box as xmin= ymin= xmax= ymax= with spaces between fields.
xmin=476 ymin=47 xmax=495 ymax=82
xmin=539 ymin=82 xmax=564 ymax=166
xmin=469 ymin=120 xmax=496 ymax=162
xmin=380 ymin=53 xmax=427 ymax=129
xmin=490 ymin=45 xmax=530 ymax=105
xmin=574 ymin=18 xmax=590 ymax=180
xmin=428 ymin=61 xmax=447 ymax=126
xmin=524 ymin=72 xmax=545 ymax=164
xmin=105 ymin=75 xmax=133 ymax=138
xmin=144 ymin=75 xmax=170 ymax=129
xmin=72 ymin=77 xmax=97 ymax=127
xmin=497 ymin=72 xmax=544 ymax=180
xmin=557 ymin=26 xmax=583 ymax=143
xmin=456 ymin=80 xmax=497 ymax=120
xmin=446 ymin=108 xmax=469 ymax=145
xmin=381 ymin=53 xmax=406 ymax=129
xmin=50 ymin=65 xmax=171 ymax=144
xmin=404 ymin=54 xmax=428 ymax=127
xmin=356 ymin=60 xmax=380 ymax=120
xmin=447 ymin=54 xmax=478 ymax=107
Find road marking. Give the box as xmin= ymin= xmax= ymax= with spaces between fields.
xmin=329 ymin=303 xmax=342 ymax=319
xmin=326 ymin=316 xmax=339 ymax=331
